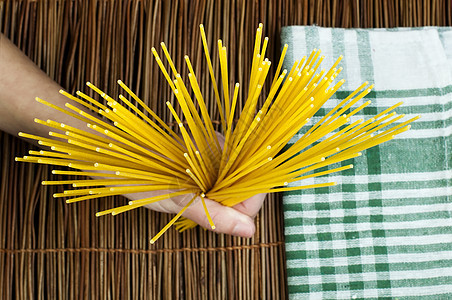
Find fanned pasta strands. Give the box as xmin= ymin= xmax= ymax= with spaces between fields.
xmin=16 ymin=24 xmax=419 ymax=242
xmin=218 ymin=40 xmax=230 ymax=121
xmin=51 ymin=170 xmax=114 ymax=177
xmin=150 ymin=194 xmax=198 ymax=244
xmin=59 ymin=89 xmax=100 ymax=113
xmin=75 ymin=89 xmax=108 ymax=111
xmin=270 ymin=44 xmax=288 ymax=89
xmin=128 ymin=190 xmax=194 ymax=206
xmin=199 ymin=25 xmax=226 ymax=130
xmin=116 ymin=80 xmax=184 ymax=145
xmin=199 ymin=193 xmax=216 ymax=229
xmin=35 ymin=97 xmax=92 ymax=124
xmin=213 ymin=182 xmax=338 ymax=206
xmin=186 ymin=70 xmax=221 ymax=152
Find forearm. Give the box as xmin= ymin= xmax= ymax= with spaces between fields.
xmin=0 ymin=34 xmax=85 ymax=137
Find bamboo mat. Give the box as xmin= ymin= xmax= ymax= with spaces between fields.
xmin=1 ymin=1 xmax=451 ymax=299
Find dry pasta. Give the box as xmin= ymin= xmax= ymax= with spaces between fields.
xmin=16 ymin=24 xmax=419 ymax=243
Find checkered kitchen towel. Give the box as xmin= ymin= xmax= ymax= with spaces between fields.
xmin=281 ymin=26 xmax=452 ymax=299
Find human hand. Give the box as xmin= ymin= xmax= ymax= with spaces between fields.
xmin=123 ymin=132 xmax=267 ymax=238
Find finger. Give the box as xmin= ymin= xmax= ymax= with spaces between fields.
xmin=232 ymin=193 xmax=267 ymax=218
xmin=182 ymin=196 xmax=255 ymax=238
xmin=215 ymin=131 xmax=226 ymax=148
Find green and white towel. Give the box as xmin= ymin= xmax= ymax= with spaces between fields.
xmin=281 ymin=26 xmax=452 ymax=299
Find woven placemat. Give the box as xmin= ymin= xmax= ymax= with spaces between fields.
xmin=1 ymin=0 xmax=450 ymax=299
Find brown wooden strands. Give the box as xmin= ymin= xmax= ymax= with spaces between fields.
xmin=1 ymin=0 xmax=451 ymax=299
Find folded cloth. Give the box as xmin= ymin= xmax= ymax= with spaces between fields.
xmin=281 ymin=26 xmax=452 ymax=299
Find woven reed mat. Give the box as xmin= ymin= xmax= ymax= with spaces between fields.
xmin=1 ymin=1 xmax=450 ymax=299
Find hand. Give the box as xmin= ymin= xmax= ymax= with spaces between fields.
xmin=123 ymin=132 xmax=267 ymax=238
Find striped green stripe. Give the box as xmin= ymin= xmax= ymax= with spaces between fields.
xmin=284 ymin=179 xmax=450 ymax=195
xmin=285 ymin=226 xmax=451 ymax=239
xmin=285 ymin=193 xmax=450 ymax=208
xmin=285 ymin=242 xmax=452 ymax=255
xmin=288 ymin=275 xmax=452 ymax=291
xmin=334 ymin=85 xmax=452 ymax=99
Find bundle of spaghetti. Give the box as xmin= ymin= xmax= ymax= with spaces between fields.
xmin=16 ymin=23 xmax=419 ymax=243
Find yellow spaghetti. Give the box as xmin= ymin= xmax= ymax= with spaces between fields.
xmin=16 ymin=24 xmax=419 ymax=243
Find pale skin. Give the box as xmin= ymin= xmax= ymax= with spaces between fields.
xmin=0 ymin=33 xmax=266 ymax=237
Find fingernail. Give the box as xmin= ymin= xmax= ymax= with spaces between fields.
xmin=232 ymin=220 xmax=254 ymax=237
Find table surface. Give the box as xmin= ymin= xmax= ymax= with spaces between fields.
xmin=1 ymin=0 xmax=451 ymax=299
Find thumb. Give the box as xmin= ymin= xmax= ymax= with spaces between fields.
xmin=182 ymin=196 xmax=256 ymax=237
